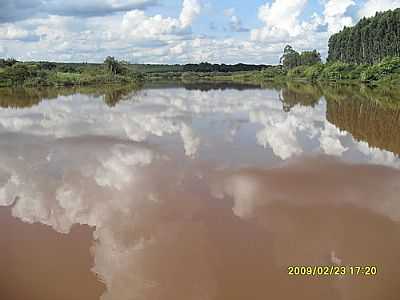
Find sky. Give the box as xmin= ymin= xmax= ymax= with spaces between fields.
xmin=0 ymin=0 xmax=399 ymax=64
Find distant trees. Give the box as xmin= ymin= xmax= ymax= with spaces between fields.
xmin=0 ymin=58 xmax=18 ymax=68
xmin=182 ymin=62 xmax=268 ymax=73
xmin=280 ymin=45 xmax=321 ymax=69
xmin=328 ymin=8 xmax=400 ymax=64
xmin=39 ymin=61 xmax=57 ymax=70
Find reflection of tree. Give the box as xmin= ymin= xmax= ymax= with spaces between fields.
xmin=103 ymin=85 xmax=141 ymax=107
xmin=259 ymin=81 xmax=286 ymax=91
xmin=0 ymin=84 xmax=143 ymax=109
xmin=280 ymin=82 xmax=322 ymax=112
xmin=325 ymin=84 xmax=400 ymax=155
xmin=0 ymin=88 xmax=60 ymax=108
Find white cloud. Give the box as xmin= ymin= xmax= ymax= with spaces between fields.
xmin=251 ymin=0 xmax=308 ymax=41
xmin=95 ymin=144 xmax=156 ymax=190
xmin=0 ymin=0 xmax=205 ymax=62
xmin=324 ymin=0 xmax=355 ymax=34
xmin=359 ymin=0 xmax=400 ymax=18
xmin=249 ymin=0 xmax=358 ymax=59
xmin=319 ymin=121 xmax=348 ymax=156
xmin=179 ymin=0 xmax=201 ymax=28
xmin=0 ymin=0 xmax=398 ymax=63
xmin=180 ymin=123 xmax=200 ymax=158
xmin=121 ymin=10 xmax=182 ymax=38
xmin=0 ymin=23 xmax=39 ymax=41
xmin=251 ymin=111 xmax=304 ymax=160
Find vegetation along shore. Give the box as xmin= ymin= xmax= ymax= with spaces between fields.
xmin=0 ymin=8 xmax=399 ymax=88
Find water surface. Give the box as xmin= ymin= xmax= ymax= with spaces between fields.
xmin=1 ymin=83 xmax=400 ymax=300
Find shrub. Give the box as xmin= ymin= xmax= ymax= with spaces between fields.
xmin=360 ymin=57 xmax=400 ymax=82
xmin=319 ymin=62 xmax=357 ymax=81
xmin=303 ymin=64 xmax=325 ymax=81
xmin=287 ymin=65 xmax=307 ymax=78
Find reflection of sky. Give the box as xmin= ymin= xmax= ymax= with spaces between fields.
xmin=1 ymin=87 xmax=400 ymax=299
xmin=0 ymin=88 xmax=398 ymax=167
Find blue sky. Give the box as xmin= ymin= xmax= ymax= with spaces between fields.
xmin=0 ymin=0 xmax=399 ymax=64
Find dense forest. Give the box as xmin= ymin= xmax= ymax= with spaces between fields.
xmin=328 ymin=8 xmax=400 ymax=64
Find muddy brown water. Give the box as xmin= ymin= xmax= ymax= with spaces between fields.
xmin=0 ymin=83 xmax=400 ymax=300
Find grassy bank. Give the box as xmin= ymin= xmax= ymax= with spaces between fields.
xmin=191 ymin=57 xmax=400 ymax=86
xmin=1 ymin=56 xmax=399 ymax=88
xmin=141 ymin=56 xmax=400 ymax=87
xmin=0 ymin=58 xmax=144 ymax=88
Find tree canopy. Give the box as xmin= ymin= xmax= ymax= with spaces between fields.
xmin=280 ymin=45 xmax=321 ymax=69
xmin=328 ymin=8 xmax=400 ymax=64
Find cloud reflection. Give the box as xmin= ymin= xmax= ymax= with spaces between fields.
xmin=0 ymin=86 xmax=400 ymax=299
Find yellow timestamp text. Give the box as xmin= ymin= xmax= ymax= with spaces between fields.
xmin=288 ymin=265 xmax=378 ymax=277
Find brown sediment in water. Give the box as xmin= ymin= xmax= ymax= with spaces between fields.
xmin=0 ymin=84 xmax=400 ymax=300
xmin=1 ymin=156 xmax=400 ymax=300
xmin=0 ymin=207 xmax=105 ymax=300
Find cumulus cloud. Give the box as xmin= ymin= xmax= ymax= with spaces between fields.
xmin=358 ymin=0 xmax=400 ymax=18
xmin=251 ymin=111 xmax=304 ymax=160
xmin=1 ymin=0 xmax=398 ymax=63
xmin=95 ymin=144 xmax=156 ymax=190
xmin=251 ymin=0 xmax=308 ymax=41
xmin=249 ymin=0 xmax=358 ymax=59
xmin=121 ymin=10 xmax=183 ymax=38
xmin=179 ymin=0 xmax=201 ymax=28
xmin=180 ymin=123 xmax=200 ymax=158
xmin=0 ymin=23 xmax=40 ymax=42
xmin=319 ymin=121 xmax=348 ymax=156
xmin=323 ymin=0 xmax=355 ymax=34
xmin=249 ymin=102 xmax=326 ymax=160
xmin=0 ymin=0 xmax=204 ymax=62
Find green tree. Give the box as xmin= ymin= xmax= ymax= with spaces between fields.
xmin=280 ymin=45 xmax=300 ymax=69
xmin=300 ymin=50 xmax=321 ymax=65
xmin=280 ymin=46 xmax=321 ymax=69
xmin=328 ymin=8 xmax=400 ymax=64
xmin=104 ymin=56 xmax=121 ymax=75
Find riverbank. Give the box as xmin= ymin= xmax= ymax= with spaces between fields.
xmin=167 ymin=57 xmax=400 ymax=87
xmin=1 ymin=56 xmax=399 ymax=88
xmin=0 ymin=60 xmax=144 ymax=88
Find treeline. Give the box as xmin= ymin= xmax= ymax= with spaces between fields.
xmin=0 ymin=58 xmax=18 ymax=68
xmin=0 ymin=57 xmax=143 ymax=87
xmin=182 ymin=62 xmax=268 ymax=72
xmin=280 ymin=45 xmax=321 ymax=69
xmin=131 ymin=62 xmax=269 ymax=73
xmin=328 ymin=8 xmax=400 ymax=64
xmin=283 ymin=56 xmax=400 ymax=83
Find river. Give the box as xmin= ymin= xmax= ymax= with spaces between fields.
xmin=0 ymin=82 xmax=400 ymax=300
